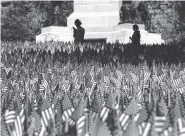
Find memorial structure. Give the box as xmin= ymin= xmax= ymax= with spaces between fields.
xmin=36 ymin=0 xmax=165 ymax=44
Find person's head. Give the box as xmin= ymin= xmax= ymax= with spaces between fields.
xmin=133 ymin=24 xmax=139 ymax=31
xmin=75 ymin=19 xmax=82 ymax=28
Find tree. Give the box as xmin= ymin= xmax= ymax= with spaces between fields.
xmin=1 ymin=1 xmax=73 ymax=41
xmin=1 ymin=1 xmax=48 ymax=41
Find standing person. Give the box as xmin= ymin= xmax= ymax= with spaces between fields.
xmin=73 ymin=19 xmax=85 ymax=45
xmin=130 ymin=24 xmax=141 ymax=45
xmin=130 ymin=24 xmax=141 ymax=58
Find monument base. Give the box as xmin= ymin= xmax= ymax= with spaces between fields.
xmin=36 ymin=24 xmax=165 ymax=45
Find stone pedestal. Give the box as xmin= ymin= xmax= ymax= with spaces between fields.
xmin=36 ymin=0 xmax=165 ymax=44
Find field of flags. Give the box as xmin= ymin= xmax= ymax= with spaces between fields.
xmin=1 ymin=41 xmax=185 ymax=136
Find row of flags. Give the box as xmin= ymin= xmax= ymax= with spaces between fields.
xmin=1 ymin=41 xmax=184 ymax=58
xmin=1 ymin=61 xmax=185 ymax=136
xmin=1 ymin=42 xmax=185 ymax=136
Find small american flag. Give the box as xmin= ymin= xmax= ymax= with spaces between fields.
xmin=41 ymin=98 xmax=54 ymax=130
xmin=5 ymin=110 xmax=16 ymax=124
xmin=62 ymin=94 xmax=75 ymax=121
xmin=154 ymin=102 xmax=166 ymax=133
xmin=178 ymin=118 xmax=185 ymax=136
xmin=138 ymin=122 xmax=151 ymax=136
xmin=14 ymin=109 xmax=25 ymax=136
xmin=119 ymin=113 xmax=130 ymax=129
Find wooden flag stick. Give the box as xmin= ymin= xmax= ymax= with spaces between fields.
xmin=64 ymin=119 xmax=69 ymax=133
xmin=168 ymin=88 xmax=171 ymax=108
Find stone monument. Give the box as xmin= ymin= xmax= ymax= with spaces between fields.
xmin=36 ymin=0 xmax=165 ymax=44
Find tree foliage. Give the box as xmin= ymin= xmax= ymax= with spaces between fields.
xmin=1 ymin=2 xmax=48 ymax=41
xmin=1 ymin=1 xmax=73 ymax=41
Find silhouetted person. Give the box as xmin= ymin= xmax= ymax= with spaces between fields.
xmin=130 ymin=25 xmax=141 ymax=58
xmin=130 ymin=24 xmax=141 ymax=45
xmin=73 ymin=19 xmax=85 ymax=45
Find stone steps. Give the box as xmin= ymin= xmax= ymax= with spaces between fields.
xmin=74 ymin=0 xmax=121 ymax=5
xmin=74 ymin=3 xmax=120 ymax=12
xmin=41 ymin=26 xmax=72 ymax=34
xmin=67 ymin=11 xmax=119 ymax=27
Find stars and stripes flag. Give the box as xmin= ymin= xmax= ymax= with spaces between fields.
xmin=66 ymin=99 xmax=86 ymax=136
xmin=154 ymin=101 xmax=167 ymax=134
xmin=138 ymin=122 xmax=152 ymax=136
xmin=5 ymin=110 xmax=16 ymax=125
xmin=130 ymin=71 xmax=139 ymax=85
xmin=40 ymin=99 xmax=55 ymax=133
xmin=172 ymin=77 xmax=181 ymax=89
xmin=4 ymin=110 xmax=17 ymax=136
xmin=100 ymin=93 xmax=116 ymax=122
xmin=76 ymin=116 xmax=86 ymax=136
xmin=154 ymin=116 xmax=166 ymax=133
xmin=100 ymin=107 xmax=110 ymax=122
xmin=14 ymin=109 xmax=25 ymax=136
xmin=42 ymin=79 xmax=49 ymax=90
xmin=178 ymin=118 xmax=185 ymax=136
xmin=62 ymin=95 xmax=75 ymax=122
xmin=91 ymin=93 xmax=103 ymax=115
xmin=157 ymin=74 xmax=165 ymax=87
xmin=144 ymin=71 xmax=151 ymax=84
xmin=5 ymin=109 xmax=25 ymax=136
xmin=140 ymin=70 xmax=151 ymax=89
xmin=119 ymin=113 xmax=130 ymax=130
xmin=178 ymin=86 xmax=185 ymax=94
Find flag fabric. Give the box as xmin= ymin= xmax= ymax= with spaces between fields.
xmin=178 ymin=118 xmax=185 ymax=136
xmin=5 ymin=110 xmax=16 ymax=124
xmin=14 ymin=109 xmax=25 ymax=136
xmin=76 ymin=116 xmax=86 ymax=136
xmin=154 ymin=116 xmax=166 ymax=133
xmin=119 ymin=113 xmax=130 ymax=129
xmin=138 ymin=122 xmax=152 ymax=136
xmin=154 ymin=101 xmax=167 ymax=133
xmin=100 ymin=93 xmax=116 ymax=122
xmin=62 ymin=95 xmax=75 ymax=121
xmin=4 ymin=109 xmax=25 ymax=136
xmin=41 ymin=98 xmax=54 ymax=131
xmin=91 ymin=93 xmax=103 ymax=113
xmin=130 ymin=71 xmax=139 ymax=85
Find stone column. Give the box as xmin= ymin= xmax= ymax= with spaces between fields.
xmin=67 ymin=0 xmax=122 ymax=27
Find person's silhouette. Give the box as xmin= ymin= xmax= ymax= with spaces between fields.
xmin=73 ymin=19 xmax=85 ymax=45
xmin=130 ymin=24 xmax=141 ymax=45
xmin=129 ymin=25 xmax=141 ymax=58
